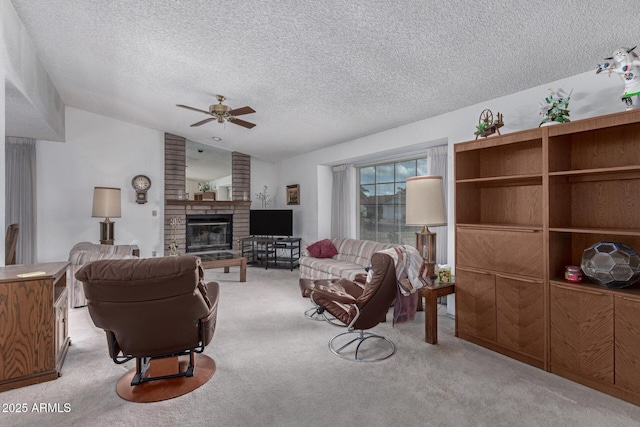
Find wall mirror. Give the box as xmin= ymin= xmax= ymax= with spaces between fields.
xmin=185 ymin=140 xmax=232 ymax=201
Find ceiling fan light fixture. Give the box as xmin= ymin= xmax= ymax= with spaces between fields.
xmin=177 ymin=94 xmax=256 ymax=129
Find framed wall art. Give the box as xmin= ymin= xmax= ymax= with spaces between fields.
xmin=286 ymin=184 xmax=300 ymax=205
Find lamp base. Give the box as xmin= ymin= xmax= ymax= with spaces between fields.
xmin=416 ymin=226 xmax=437 ymax=279
xmin=99 ymin=218 xmax=115 ymax=245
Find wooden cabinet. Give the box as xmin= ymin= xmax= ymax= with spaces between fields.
xmin=496 ymin=274 xmax=544 ymax=361
xmin=0 ymin=262 xmax=71 ymax=392
xmin=615 ymin=295 xmax=640 ymax=395
xmin=549 ymin=282 xmax=640 ymax=403
xmin=456 ymin=266 xmax=544 ymax=367
xmin=455 ymin=109 xmax=640 ymax=405
xmin=455 ymin=268 xmax=496 ymax=342
xmin=550 ymin=283 xmax=614 ymax=384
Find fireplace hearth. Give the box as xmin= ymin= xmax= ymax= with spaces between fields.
xmin=186 ymin=214 xmax=233 ymax=252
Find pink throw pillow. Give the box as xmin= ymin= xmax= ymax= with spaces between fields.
xmin=307 ymin=239 xmax=338 ymax=258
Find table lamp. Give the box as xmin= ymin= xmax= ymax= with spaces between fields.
xmin=92 ymin=187 xmax=121 ymax=245
xmin=405 ymin=175 xmax=447 ymax=277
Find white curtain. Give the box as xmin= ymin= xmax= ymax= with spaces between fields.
xmin=331 ymin=164 xmax=351 ymax=238
xmin=5 ymin=137 xmax=37 ymax=264
xmin=426 ymin=145 xmax=448 ymax=266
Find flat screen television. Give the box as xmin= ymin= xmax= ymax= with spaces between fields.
xmin=250 ymin=209 xmax=293 ymax=237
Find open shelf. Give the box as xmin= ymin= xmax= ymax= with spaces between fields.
xmin=457 ymin=223 xmax=543 ymax=232
xmin=549 ymin=165 xmax=640 ymax=179
xmin=548 ymin=113 xmax=640 ymax=174
xmin=456 ymin=181 xmax=543 ymax=227
xmin=456 ymin=138 xmax=542 ymax=181
xmin=456 ymin=174 xmax=542 ymax=186
xmin=548 ymin=231 xmax=640 ymax=283
xmin=549 ymin=174 xmax=640 ymax=231
xmin=550 ymin=227 xmax=640 ymax=236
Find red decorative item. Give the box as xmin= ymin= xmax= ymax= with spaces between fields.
xmin=564 ymin=265 xmax=583 ymax=283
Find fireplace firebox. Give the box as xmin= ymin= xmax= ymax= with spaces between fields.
xmin=186 ymin=214 xmax=232 ymax=252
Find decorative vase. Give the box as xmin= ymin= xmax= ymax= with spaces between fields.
xmin=581 ymin=242 xmax=640 ymax=288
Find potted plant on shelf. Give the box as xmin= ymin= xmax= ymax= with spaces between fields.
xmin=195 ymin=182 xmax=215 ymax=201
xmin=539 ymin=88 xmax=572 ymax=126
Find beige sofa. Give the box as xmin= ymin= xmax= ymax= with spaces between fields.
xmin=68 ymin=242 xmax=139 ymax=308
xmin=299 ymin=237 xmax=397 ymax=281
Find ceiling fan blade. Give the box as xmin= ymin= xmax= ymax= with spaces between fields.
xmin=190 ymin=117 xmax=217 ymax=127
xmin=177 ymin=104 xmax=210 ymax=114
xmin=228 ymin=118 xmax=256 ymax=129
xmin=228 ymin=106 xmax=255 ymax=116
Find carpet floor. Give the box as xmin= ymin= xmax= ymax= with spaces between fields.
xmin=2 ymin=266 xmax=640 ymax=427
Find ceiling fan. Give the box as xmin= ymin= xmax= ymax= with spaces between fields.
xmin=176 ymin=94 xmax=256 ymax=129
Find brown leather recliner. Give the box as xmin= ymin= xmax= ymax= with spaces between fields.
xmin=75 ymin=255 xmax=218 ymax=388
xmin=310 ymin=252 xmax=397 ymax=361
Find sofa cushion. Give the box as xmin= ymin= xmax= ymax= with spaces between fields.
xmin=331 ymin=237 xmax=395 ymax=267
xmin=307 ymin=238 xmax=338 ymax=258
xmin=300 ymin=257 xmax=369 ymax=281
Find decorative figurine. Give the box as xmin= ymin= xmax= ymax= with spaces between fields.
xmin=596 ymin=46 xmax=640 ymax=110
xmin=474 ymin=109 xmax=504 ymax=140
xmin=169 ymin=217 xmax=182 ymax=256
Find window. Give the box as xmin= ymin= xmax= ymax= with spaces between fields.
xmin=358 ymin=158 xmax=428 ymax=244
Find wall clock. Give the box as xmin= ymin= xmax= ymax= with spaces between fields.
xmin=131 ymin=175 xmax=151 ymax=204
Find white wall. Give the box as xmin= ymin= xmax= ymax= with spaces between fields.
xmin=36 ymin=107 xmax=165 ymax=261
xmin=250 ymin=157 xmax=278 ymax=209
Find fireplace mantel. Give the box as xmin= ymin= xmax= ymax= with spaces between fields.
xmin=166 ymin=200 xmax=251 ymax=207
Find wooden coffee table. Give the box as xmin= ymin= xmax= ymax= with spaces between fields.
xmin=198 ymin=252 xmax=247 ymax=282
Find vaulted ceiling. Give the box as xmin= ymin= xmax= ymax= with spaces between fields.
xmin=7 ymin=0 xmax=639 ymax=162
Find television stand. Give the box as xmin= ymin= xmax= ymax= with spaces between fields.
xmin=241 ymin=236 xmax=301 ymax=271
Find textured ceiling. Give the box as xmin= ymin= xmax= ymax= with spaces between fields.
xmin=7 ymin=0 xmax=640 ymax=162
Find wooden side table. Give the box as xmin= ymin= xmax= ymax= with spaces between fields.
xmin=0 ymin=262 xmax=71 ymax=391
xmin=418 ymin=280 xmax=455 ymax=345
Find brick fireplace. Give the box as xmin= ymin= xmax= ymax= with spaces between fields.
xmin=164 ymin=133 xmax=251 ymax=255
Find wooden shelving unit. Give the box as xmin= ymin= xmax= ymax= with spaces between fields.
xmin=455 ymin=109 xmax=640 ymax=406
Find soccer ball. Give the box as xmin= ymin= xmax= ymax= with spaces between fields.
xmin=581 ymin=242 xmax=640 ymax=288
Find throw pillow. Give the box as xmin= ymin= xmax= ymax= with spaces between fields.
xmin=307 ymin=239 xmax=338 ymax=258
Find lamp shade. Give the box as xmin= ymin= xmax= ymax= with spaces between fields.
xmin=405 ymin=175 xmax=446 ymax=226
xmin=92 ymin=187 xmax=122 ymax=218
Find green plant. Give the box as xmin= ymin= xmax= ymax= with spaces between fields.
xmin=198 ymin=182 xmax=211 ymax=192
xmin=539 ymin=88 xmax=572 ymax=126
xmin=475 ymin=122 xmax=489 ymax=134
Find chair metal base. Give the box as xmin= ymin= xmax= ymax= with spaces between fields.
xmin=304 ymin=305 xmax=336 ymax=321
xmin=329 ymin=330 xmax=395 ymax=362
